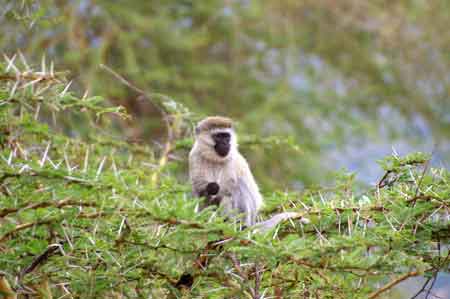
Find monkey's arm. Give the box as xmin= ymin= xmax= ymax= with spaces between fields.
xmin=189 ymin=154 xmax=222 ymax=206
xmin=189 ymin=154 xmax=210 ymax=196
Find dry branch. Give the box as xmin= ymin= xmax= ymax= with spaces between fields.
xmin=20 ymin=244 xmax=62 ymax=279
xmin=368 ymin=270 xmax=423 ymax=299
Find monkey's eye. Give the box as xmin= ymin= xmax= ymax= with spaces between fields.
xmin=215 ymin=132 xmax=230 ymax=139
xmin=213 ymin=132 xmax=231 ymax=143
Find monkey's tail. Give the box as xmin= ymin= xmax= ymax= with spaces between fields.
xmin=253 ymin=212 xmax=310 ymax=233
xmin=232 ymin=178 xmax=309 ymax=232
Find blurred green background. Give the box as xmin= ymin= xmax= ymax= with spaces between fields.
xmin=1 ymin=0 xmax=449 ymax=188
xmin=1 ymin=1 xmax=450 ymax=298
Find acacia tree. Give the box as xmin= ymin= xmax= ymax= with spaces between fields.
xmin=0 ymin=56 xmax=449 ymax=299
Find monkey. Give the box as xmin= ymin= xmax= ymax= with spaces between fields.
xmin=189 ymin=116 xmax=309 ymax=231
xmin=189 ymin=116 xmax=262 ymax=226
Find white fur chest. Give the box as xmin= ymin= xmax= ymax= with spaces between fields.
xmin=203 ymin=158 xmax=237 ymax=196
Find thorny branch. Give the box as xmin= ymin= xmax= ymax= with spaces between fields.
xmin=377 ymin=158 xmax=427 ymax=189
xmin=0 ymin=212 xmax=107 ymax=243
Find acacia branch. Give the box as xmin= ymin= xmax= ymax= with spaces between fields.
xmin=19 ymin=243 xmax=62 ymax=279
xmin=0 ymin=198 xmax=98 ymax=218
xmin=0 ymin=212 xmax=107 ymax=243
xmin=368 ymin=270 xmax=425 ymax=299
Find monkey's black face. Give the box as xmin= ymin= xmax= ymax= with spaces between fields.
xmin=212 ymin=132 xmax=231 ymax=157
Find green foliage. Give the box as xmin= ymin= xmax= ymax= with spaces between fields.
xmin=0 ymin=56 xmax=449 ymax=299
xmin=2 ymin=0 xmax=449 ymax=188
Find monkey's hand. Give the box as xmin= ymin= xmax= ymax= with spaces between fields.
xmin=198 ymin=182 xmax=222 ymax=208
xmin=206 ymin=182 xmax=221 ymax=206
xmin=198 ymin=182 xmax=219 ymax=197
xmin=206 ymin=182 xmax=220 ymax=196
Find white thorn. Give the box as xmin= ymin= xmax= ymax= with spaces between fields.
xmin=117 ymin=217 xmax=126 ymax=238
xmin=18 ymin=51 xmax=31 ymax=71
xmin=392 ymin=146 xmax=399 ymax=158
xmin=64 ymin=148 xmax=72 ymax=174
xmin=34 ymin=104 xmax=41 ymax=120
xmin=82 ymin=89 xmax=89 ymax=100
xmin=4 ymin=54 xmax=18 ymax=73
xmin=50 ymin=61 xmax=54 ymax=77
xmin=348 ymin=215 xmax=352 ymax=236
xmin=40 ymin=142 xmax=51 ymax=167
xmin=95 ymin=156 xmax=107 ymax=180
xmin=318 ymin=191 xmax=326 ymax=204
xmin=47 ymin=157 xmax=59 ymax=170
xmin=29 ymin=19 xmax=36 ymax=29
xmin=60 ymin=80 xmax=72 ymax=97
xmin=83 ymin=147 xmax=89 ymax=173
xmin=384 ymin=214 xmax=397 ymax=232
xmin=111 ymin=157 xmax=118 ymax=177
xmin=41 ymin=55 xmax=46 ymax=74
xmin=7 ymin=148 xmax=16 ymax=165
xmin=21 ymin=77 xmax=43 ymax=89
xmin=15 ymin=142 xmax=28 ymax=160
xmin=18 ymin=164 xmax=31 ymax=174
xmin=9 ymin=80 xmax=19 ymax=99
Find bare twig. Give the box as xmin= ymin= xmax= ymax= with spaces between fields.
xmin=253 ymin=262 xmax=262 ymax=299
xmin=377 ymin=170 xmax=397 ymax=189
xmin=99 ymin=64 xmax=174 ymax=186
xmin=410 ymin=252 xmax=450 ymax=299
xmin=424 ymin=274 xmax=438 ymax=299
xmin=410 ymin=275 xmax=433 ymax=299
xmin=368 ymin=270 xmax=422 ymax=299
xmin=227 ymin=253 xmax=247 ymax=280
xmin=19 ymin=243 xmax=62 ymax=279
xmin=411 ymin=152 xmax=434 ymax=206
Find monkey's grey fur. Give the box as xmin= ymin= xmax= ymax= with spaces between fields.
xmin=189 ymin=116 xmax=307 ymax=231
xmin=189 ymin=116 xmax=262 ymax=226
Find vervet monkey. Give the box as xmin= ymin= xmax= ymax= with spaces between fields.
xmin=189 ymin=116 xmax=262 ymax=226
xmin=189 ymin=116 xmax=308 ymax=231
